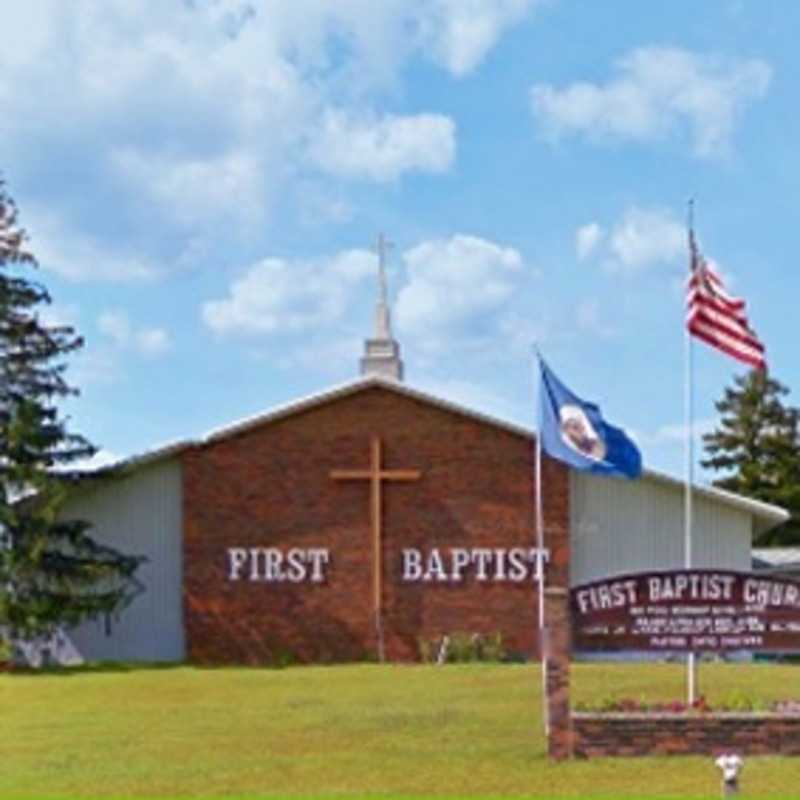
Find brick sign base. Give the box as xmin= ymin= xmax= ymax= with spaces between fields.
xmin=572 ymin=713 xmax=800 ymax=758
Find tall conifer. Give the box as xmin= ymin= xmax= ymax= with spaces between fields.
xmin=0 ymin=179 xmax=143 ymax=644
xmin=702 ymin=371 xmax=800 ymax=545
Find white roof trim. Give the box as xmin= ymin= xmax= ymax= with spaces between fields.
xmin=90 ymin=375 xmax=789 ymax=532
xmin=91 ymin=439 xmax=190 ymax=477
xmin=201 ymin=375 xmax=536 ymax=445
xmin=753 ymin=548 xmax=800 ymax=570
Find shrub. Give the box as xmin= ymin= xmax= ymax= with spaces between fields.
xmin=482 ymin=632 xmax=506 ymax=662
xmin=273 ymin=648 xmax=296 ymax=669
xmin=417 ymin=636 xmax=435 ymax=664
xmin=417 ymin=632 xmax=507 ymax=664
xmin=721 ymin=690 xmax=770 ymax=712
xmin=446 ymin=632 xmax=477 ymax=663
xmin=723 ymin=689 xmax=756 ymax=712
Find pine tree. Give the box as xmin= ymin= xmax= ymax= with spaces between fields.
xmin=701 ymin=370 xmax=800 ymax=546
xmin=0 ymin=178 xmax=144 ymax=645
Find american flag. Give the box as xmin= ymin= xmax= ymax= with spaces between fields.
xmin=686 ymin=231 xmax=767 ymax=370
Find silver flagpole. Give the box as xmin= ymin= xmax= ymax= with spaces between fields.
xmin=684 ymin=320 xmax=697 ymax=704
xmin=533 ymin=348 xmax=549 ymax=736
xmin=685 ymin=200 xmax=697 ymax=705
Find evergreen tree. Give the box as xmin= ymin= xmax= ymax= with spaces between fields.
xmin=702 ymin=370 xmax=800 ymax=546
xmin=0 ymin=178 xmax=144 ymax=644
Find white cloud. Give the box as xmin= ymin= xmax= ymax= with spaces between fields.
xmin=294 ymin=186 xmax=354 ymax=226
xmin=69 ymin=349 xmax=119 ymax=387
xmin=310 ymin=110 xmax=456 ymax=182
xmin=497 ymin=312 xmax=549 ymax=353
xmin=204 ymin=234 xmax=543 ymax=367
xmin=574 ymin=299 xmax=616 ymax=338
xmin=25 ymin=207 xmax=156 ymax=282
xmin=424 ymin=0 xmax=539 ymax=77
xmin=97 ymin=310 xmax=132 ymax=347
xmin=632 ymin=417 xmax=717 ymax=448
xmin=135 ymin=328 xmax=172 ymax=358
xmin=531 ymin=46 xmax=771 ymax=157
xmin=576 ymin=222 xmax=604 ymax=260
xmin=276 ymin=336 xmax=363 ymax=375
xmin=202 ymin=249 xmax=375 ymax=335
xmin=607 ymin=206 xmax=686 ymax=272
xmin=0 ymin=1 xmax=537 ymax=281
xmin=578 ymin=206 xmax=687 ymax=275
xmin=396 ymin=234 xmax=527 ymax=352
xmin=36 ymin=302 xmax=80 ymax=330
xmin=579 ymin=206 xmax=689 ymax=276
xmin=97 ymin=309 xmax=171 ymax=358
xmin=111 ymin=148 xmax=269 ymax=232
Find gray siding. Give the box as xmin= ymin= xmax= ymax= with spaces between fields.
xmin=64 ymin=460 xmax=184 ymax=663
xmin=570 ymin=471 xmax=752 ymax=587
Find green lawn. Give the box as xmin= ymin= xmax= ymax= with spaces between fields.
xmin=1 ymin=662 xmax=799 ymax=799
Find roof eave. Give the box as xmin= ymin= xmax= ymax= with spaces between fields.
xmin=73 ymin=376 xmax=790 ymax=535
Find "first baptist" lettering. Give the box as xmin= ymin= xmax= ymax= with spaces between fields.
xmin=226 ymin=546 xmax=549 ymax=584
xmin=227 ymin=547 xmax=331 ymax=583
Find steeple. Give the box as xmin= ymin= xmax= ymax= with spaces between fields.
xmin=360 ymin=233 xmax=404 ymax=381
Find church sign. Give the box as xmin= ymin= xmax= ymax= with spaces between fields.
xmin=571 ymin=569 xmax=800 ymax=652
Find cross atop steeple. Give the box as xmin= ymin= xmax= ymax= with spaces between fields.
xmin=360 ymin=232 xmax=404 ymax=381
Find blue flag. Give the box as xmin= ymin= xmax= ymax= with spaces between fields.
xmin=538 ymin=356 xmax=642 ymax=479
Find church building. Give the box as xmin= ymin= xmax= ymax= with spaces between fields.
xmin=58 ymin=247 xmax=788 ymax=666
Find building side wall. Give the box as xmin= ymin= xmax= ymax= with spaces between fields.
xmin=64 ymin=460 xmax=185 ymax=663
xmin=182 ymin=387 xmax=570 ymax=664
xmin=570 ymin=471 xmax=752 ymax=586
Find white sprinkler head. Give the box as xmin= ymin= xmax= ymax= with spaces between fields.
xmin=715 ymin=753 xmax=744 ymax=782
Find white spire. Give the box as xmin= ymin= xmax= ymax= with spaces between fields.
xmin=360 ymin=232 xmax=404 ymax=381
xmin=377 ymin=232 xmax=390 ymax=307
xmin=374 ymin=233 xmax=392 ymax=340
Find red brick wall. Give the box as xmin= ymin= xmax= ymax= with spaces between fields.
xmin=544 ymin=588 xmax=573 ymax=759
xmin=573 ymin=713 xmax=800 ymax=757
xmin=182 ymin=386 xmax=570 ymax=664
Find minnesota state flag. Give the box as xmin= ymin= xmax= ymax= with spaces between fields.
xmin=538 ymin=356 xmax=642 ymax=479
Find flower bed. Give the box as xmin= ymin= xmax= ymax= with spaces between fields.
xmin=574 ymin=694 xmax=800 ymax=714
xmin=572 ymin=697 xmax=800 ymax=758
xmin=572 ymin=710 xmax=800 ymax=758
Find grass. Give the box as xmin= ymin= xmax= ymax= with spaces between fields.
xmin=1 ymin=662 xmax=799 ymax=799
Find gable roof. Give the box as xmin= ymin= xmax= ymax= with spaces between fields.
xmin=89 ymin=375 xmax=789 ymax=534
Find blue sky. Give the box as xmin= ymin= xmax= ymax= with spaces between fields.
xmin=1 ymin=0 xmax=795 ymax=480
